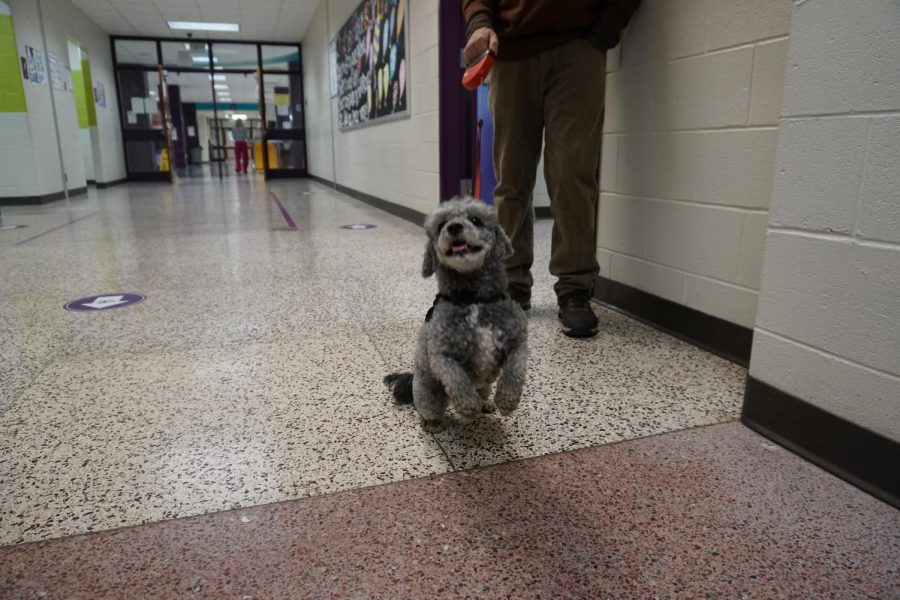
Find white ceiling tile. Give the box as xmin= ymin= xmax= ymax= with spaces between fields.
xmin=96 ymin=0 xmax=315 ymax=42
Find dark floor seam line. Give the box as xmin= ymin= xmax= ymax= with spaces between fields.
xmin=356 ymin=324 xmax=457 ymax=472
xmin=269 ymin=191 xmax=297 ymax=230
xmin=13 ymin=212 xmax=97 ymax=245
xmin=2 ymin=351 xmax=62 ymax=413
xmin=432 ymin=436 xmax=458 ymax=471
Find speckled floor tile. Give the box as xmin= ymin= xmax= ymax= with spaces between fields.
xmin=3 ymin=177 xmax=750 ymax=552
xmin=0 ymin=336 xmax=450 ymax=546
xmin=0 ymin=423 xmax=896 ymax=599
xmin=369 ymin=289 xmax=745 ymax=470
xmin=0 ymin=298 xmax=71 ymax=410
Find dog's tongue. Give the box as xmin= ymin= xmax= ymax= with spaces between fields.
xmin=451 ymin=243 xmax=468 ymax=254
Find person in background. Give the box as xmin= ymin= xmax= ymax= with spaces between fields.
xmin=232 ymin=119 xmax=250 ymax=174
xmin=462 ymin=0 xmax=639 ymax=338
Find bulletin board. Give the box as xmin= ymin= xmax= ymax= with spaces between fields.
xmin=335 ymin=0 xmax=408 ymax=130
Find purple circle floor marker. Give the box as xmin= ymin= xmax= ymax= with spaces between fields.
xmin=64 ymin=293 xmax=146 ymax=312
xmin=341 ymin=224 xmax=377 ymax=230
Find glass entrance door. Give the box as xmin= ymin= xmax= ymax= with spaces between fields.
xmin=112 ymin=37 xmax=306 ymax=183
xmin=113 ymin=39 xmax=172 ymax=182
xmin=260 ymin=45 xmax=307 ymax=178
xmin=163 ymin=71 xmax=218 ymax=179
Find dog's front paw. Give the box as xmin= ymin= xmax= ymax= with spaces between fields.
xmin=454 ymin=394 xmax=483 ymax=423
xmin=481 ymin=400 xmax=497 ymax=414
xmin=421 ymin=418 xmax=445 ymax=433
xmin=494 ymin=389 xmax=521 ymax=416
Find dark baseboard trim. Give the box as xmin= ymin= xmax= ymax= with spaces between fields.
xmin=593 ymin=275 xmax=752 ymax=366
xmin=535 ymin=206 xmax=552 ymax=219
xmin=96 ymin=178 xmax=127 ymax=189
xmin=87 ymin=179 xmax=96 ymax=185
xmin=307 ymin=174 xmax=425 ymax=227
xmin=742 ymin=376 xmax=900 ymax=509
xmin=0 ymin=186 xmax=88 ymax=206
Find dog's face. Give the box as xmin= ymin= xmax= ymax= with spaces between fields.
xmin=422 ymin=197 xmax=513 ymax=276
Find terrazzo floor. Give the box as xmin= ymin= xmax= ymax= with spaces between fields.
xmin=1 ymin=177 xmax=895 ymax=597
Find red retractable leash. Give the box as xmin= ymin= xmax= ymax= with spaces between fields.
xmin=462 ymin=48 xmax=495 ymax=91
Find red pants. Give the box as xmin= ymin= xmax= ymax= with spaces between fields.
xmin=235 ymin=140 xmax=249 ymax=173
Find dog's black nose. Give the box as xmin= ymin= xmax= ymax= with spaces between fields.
xmin=447 ymin=222 xmax=463 ymax=236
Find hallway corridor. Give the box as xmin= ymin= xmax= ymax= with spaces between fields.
xmin=0 ymin=180 xmax=897 ymax=598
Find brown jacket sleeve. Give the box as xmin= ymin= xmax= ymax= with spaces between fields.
xmin=587 ymin=0 xmax=641 ymax=50
xmin=462 ymin=0 xmax=494 ymax=39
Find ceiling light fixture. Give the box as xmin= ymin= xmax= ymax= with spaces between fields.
xmin=168 ymin=21 xmax=240 ymax=32
xmin=209 ymin=74 xmax=226 ymax=81
xmin=192 ymin=56 xmax=218 ymax=64
xmin=213 ymin=84 xmax=228 ymax=90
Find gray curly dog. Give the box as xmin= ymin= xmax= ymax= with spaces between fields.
xmin=385 ymin=197 xmax=528 ymax=433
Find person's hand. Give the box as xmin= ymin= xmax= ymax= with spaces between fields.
xmin=464 ymin=27 xmax=498 ymax=64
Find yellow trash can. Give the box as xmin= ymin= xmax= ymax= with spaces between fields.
xmin=254 ymin=142 xmax=264 ymax=172
xmin=268 ymin=142 xmax=281 ymax=169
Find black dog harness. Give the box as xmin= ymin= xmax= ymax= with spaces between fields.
xmin=425 ymin=291 xmax=509 ymax=322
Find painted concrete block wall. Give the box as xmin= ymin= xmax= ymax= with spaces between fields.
xmin=301 ymin=2 xmax=334 ymax=183
xmin=302 ymin=0 xmax=439 ymax=215
xmin=38 ymin=0 xmax=124 ymax=185
xmin=11 ymin=0 xmax=87 ymax=193
xmin=583 ymin=0 xmax=793 ymax=328
xmin=750 ymin=0 xmax=900 ymax=441
xmin=6 ymin=0 xmax=123 ymax=198
xmin=0 ymin=113 xmax=37 ymax=197
xmin=0 ymin=2 xmax=36 ymax=198
xmin=0 ymin=2 xmax=26 ymax=112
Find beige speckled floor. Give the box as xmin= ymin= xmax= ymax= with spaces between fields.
xmin=0 ymin=176 xmax=745 ymax=546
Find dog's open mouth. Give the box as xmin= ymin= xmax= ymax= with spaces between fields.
xmin=447 ymin=243 xmax=483 ymax=256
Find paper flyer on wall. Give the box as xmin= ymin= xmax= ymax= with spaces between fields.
xmin=24 ymin=45 xmax=46 ymax=86
xmin=94 ymin=81 xmax=106 ymax=107
xmin=48 ymin=52 xmax=72 ymax=92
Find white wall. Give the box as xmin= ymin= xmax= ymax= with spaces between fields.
xmin=10 ymin=0 xmax=84 ymax=193
xmin=302 ymin=0 xmax=439 ymax=215
xmin=7 ymin=0 xmax=124 ymax=197
xmin=0 ymin=113 xmax=38 ymax=198
xmin=749 ymin=0 xmax=900 ymax=441
xmin=301 ymin=2 xmax=334 ymax=183
xmin=41 ymin=0 xmax=124 ymax=185
xmin=583 ymin=0 xmax=793 ymax=328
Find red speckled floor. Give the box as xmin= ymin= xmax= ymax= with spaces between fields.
xmin=2 ymin=422 xmax=897 ymax=599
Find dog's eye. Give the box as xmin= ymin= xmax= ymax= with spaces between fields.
xmin=468 ymin=216 xmax=483 ymax=227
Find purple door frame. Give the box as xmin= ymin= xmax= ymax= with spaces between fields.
xmin=438 ymin=1 xmax=477 ymax=202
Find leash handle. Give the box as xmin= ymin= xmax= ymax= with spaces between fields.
xmin=462 ymin=49 xmax=496 ymax=91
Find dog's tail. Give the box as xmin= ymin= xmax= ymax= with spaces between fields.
xmin=384 ymin=372 xmax=414 ymax=404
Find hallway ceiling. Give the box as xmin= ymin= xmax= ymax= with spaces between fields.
xmin=71 ymin=0 xmax=318 ymax=42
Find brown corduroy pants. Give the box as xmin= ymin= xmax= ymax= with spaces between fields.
xmin=489 ymin=39 xmax=606 ymax=299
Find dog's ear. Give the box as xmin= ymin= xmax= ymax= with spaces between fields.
xmin=494 ymin=224 xmax=514 ymax=260
xmin=422 ymin=241 xmax=437 ymax=277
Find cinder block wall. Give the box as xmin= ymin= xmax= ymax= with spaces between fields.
xmin=3 ymin=0 xmax=125 ymax=199
xmin=585 ymin=0 xmax=793 ymax=329
xmin=750 ymin=0 xmax=900 ymax=441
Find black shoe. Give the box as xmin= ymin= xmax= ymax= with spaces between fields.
xmin=558 ymin=291 xmax=598 ymax=338
xmin=509 ymin=285 xmax=531 ymax=311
